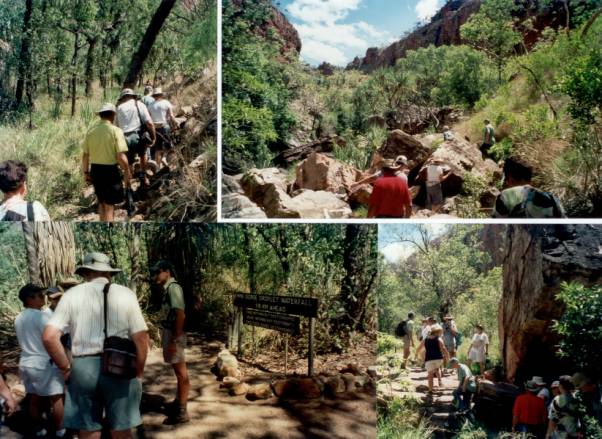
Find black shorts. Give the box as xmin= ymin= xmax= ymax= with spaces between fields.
xmin=153 ymin=126 xmax=173 ymax=152
xmin=91 ymin=164 xmax=124 ymax=205
xmin=125 ymin=132 xmax=148 ymax=158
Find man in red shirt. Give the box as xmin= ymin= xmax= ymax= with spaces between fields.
xmin=512 ymin=379 xmax=548 ymax=438
xmin=367 ymin=159 xmax=412 ymax=218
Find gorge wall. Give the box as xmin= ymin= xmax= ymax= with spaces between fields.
xmin=500 ymin=225 xmax=602 ymax=384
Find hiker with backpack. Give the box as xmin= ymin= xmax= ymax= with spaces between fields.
xmin=151 ymin=260 xmax=190 ymax=425
xmin=43 ymin=252 xmax=149 ymax=439
xmin=493 ymin=157 xmax=566 ymax=218
xmin=480 ymin=119 xmax=496 ymax=157
xmin=0 ymin=160 xmax=50 ymax=221
xmin=15 ymin=284 xmax=66 ymax=438
xmin=396 ymin=312 xmax=415 ymax=368
xmin=116 ymin=89 xmax=156 ymax=188
xmin=546 ymin=376 xmax=579 ymax=439
xmin=148 ymin=88 xmax=178 ymax=168
xmin=82 ymin=103 xmax=132 ymax=222
xmin=415 ymin=324 xmax=450 ymax=392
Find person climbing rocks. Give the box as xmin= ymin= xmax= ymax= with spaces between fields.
xmin=351 ymin=155 xmax=410 ymax=191
xmin=493 ymin=157 xmax=566 ymax=218
xmin=115 ymin=88 xmax=156 ymax=187
xmin=43 ymin=252 xmax=149 ymax=439
xmin=82 ymin=103 xmax=131 ymax=222
xmin=141 ymin=85 xmax=154 ymax=108
xmin=0 ymin=366 xmax=17 ymax=423
xmin=397 ymin=312 xmax=415 ymax=369
xmin=546 ymin=376 xmax=579 ymax=439
xmin=416 ymin=324 xmax=449 ymax=392
xmin=572 ymin=372 xmax=602 ymax=427
xmin=151 ymin=260 xmax=190 ymax=425
xmin=513 ymin=379 xmax=548 ymax=438
xmin=443 ymin=125 xmax=455 ymax=141
xmin=442 ymin=315 xmax=458 ymax=364
xmin=449 ymin=357 xmax=476 ymax=411
xmin=367 ymin=158 xmax=412 ymax=218
xmin=15 ymin=284 xmax=66 ymax=438
xmin=467 ymin=324 xmax=489 ymax=376
xmin=148 ymin=88 xmax=178 ymax=168
xmin=425 ymin=159 xmax=448 ymax=213
xmin=480 ymin=119 xmax=496 ymax=156
xmin=0 ymin=160 xmax=50 ymax=221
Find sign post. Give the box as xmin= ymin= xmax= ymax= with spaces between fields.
xmin=233 ymin=293 xmax=318 ymax=377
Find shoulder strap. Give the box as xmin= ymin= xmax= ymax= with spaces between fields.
xmin=135 ymin=98 xmax=143 ymax=127
xmin=27 ymin=201 xmax=34 ymax=221
xmin=103 ymin=282 xmax=111 ymax=339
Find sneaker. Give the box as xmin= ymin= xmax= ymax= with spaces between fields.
xmin=163 ymin=407 xmax=190 ymax=425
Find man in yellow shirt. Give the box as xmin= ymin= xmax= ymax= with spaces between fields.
xmin=82 ymin=103 xmax=131 ymax=221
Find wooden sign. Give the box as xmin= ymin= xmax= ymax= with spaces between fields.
xmin=234 ymin=293 xmax=318 ymax=318
xmin=243 ymin=309 xmax=300 ymax=335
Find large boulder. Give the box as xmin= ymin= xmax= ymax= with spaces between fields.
xmin=271 ymin=377 xmax=322 ymax=399
xmin=500 ymin=225 xmax=602 ymax=384
xmin=414 ymin=138 xmax=501 ymax=197
xmin=294 ymin=152 xmax=362 ymax=194
xmin=222 ymin=193 xmax=268 ymax=219
xmin=241 ymin=168 xmax=289 ymax=201
xmin=378 ymin=130 xmax=431 ymax=171
xmin=282 ymin=190 xmax=352 ymax=219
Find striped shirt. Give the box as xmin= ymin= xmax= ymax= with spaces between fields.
xmin=47 ymin=277 xmax=148 ymax=356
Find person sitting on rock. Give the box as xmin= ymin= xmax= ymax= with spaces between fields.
xmin=367 ymin=158 xmax=412 ymax=218
xmin=443 ymin=125 xmax=455 ymax=141
xmin=0 ymin=160 xmax=50 ymax=221
xmin=449 ymin=357 xmax=476 ymax=411
xmin=350 ymin=155 xmax=409 ymax=191
xmin=513 ymin=379 xmax=548 ymax=438
xmin=493 ymin=157 xmax=565 ymax=218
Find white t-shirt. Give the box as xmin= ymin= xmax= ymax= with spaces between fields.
xmin=116 ymin=99 xmax=152 ymax=134
xmin=15 ymin=308 xmax=53 ymax=369
xmin=427 ymin=165 xmax=443 ymax=183
xmin=48 ymin=277 xmax=148 ymax=356
xmin=149 ymin=99 xmax=173 ymax=126
xmin=0 ymin=198 xmax=50 ymax=221
xmin=421 ymin=325 xmax=432 ymax=340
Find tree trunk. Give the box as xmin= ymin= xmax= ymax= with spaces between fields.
xmin=127 ymin=223 xmax=142 ymax=295
xmin=336 ymin=225 xmax=378 ymax=332
xmin=84 ymin=37 xmax=97 ymax=97
xmin=123 ymin=0 xmax=177 ymax=88
xmin=70 ymin=32 xmax=81 ymax=117
xmin=243 ymin=225 xmax=256 ymax=294
xmin=15 ymin=0 xmax=34 ymax=105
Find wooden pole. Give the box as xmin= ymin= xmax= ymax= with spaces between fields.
xmin=285 ymin=335 xmax=289 ymax=377
xmin=308 ymin=317 xmax=315 ymax=376
xmin=237 ymin=308 xmax=244 ymax=358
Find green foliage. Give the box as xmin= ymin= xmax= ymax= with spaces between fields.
xmin=553 ymin=282 xmax=602 ymax=378
xmin=455 ymin=173 xmax=490 ymax=218
xmin=378 ymin=397 xmax=433 ymax=439
xmin=378 ymin=333 xmax=401 ymax=355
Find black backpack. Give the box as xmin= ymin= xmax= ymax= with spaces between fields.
xmin=395 ymin=320 xmax=408 ymax=337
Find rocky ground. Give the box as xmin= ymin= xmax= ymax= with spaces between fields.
xmin=222 ymin=124 xmax=502 ymax=220
xmin=1 ymin=336 xmax=376 ymax=439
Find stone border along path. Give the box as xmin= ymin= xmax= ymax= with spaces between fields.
xmin=378 ymin=362 xmax=458 ymax=439
xmin=1 ymin=336 xmax=376 ymax=439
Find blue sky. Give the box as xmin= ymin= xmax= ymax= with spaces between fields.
xmin=378 ymin=224 xmax=449 ymax=262
xmin=278 ymin=0 xmax=444 ymax=66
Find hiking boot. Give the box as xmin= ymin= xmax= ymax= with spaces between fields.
xmin=163 ymin=399 xmax=178 ymax=415
xmin=163 ymin=406 xmax=190 ymax=425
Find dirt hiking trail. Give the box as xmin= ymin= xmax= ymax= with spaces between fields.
xmin=1 ymin=336 xmax=375 ymax=439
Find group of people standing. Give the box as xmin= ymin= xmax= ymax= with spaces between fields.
xmin=1 ymin=253 xmax=190 ymax=438
xmin=83 ymin=86 xmax=179 ymax=221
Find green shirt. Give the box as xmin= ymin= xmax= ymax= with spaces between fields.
xmin=159 ymin=278 xmax=185 ymax=329
xmin=82 ymin=119 xmax=128 ymax=165
xmin=457 ymin=364 xmax=477 ymax=393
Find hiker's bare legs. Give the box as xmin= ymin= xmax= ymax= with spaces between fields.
xmin=172 ymin=362 xmax=190 ymax=406
xmin=479 ymin=361 xmax=486 ymax=375
xmin=111 ymin=429 xmax=134 ymax=439
xmin=49 ymin=394 xmax=64 ymax=432
xmin=29 ymin=394 xmax=42 ymax=430
xmin=437 ymin=368 xmax=443 ymax=387
xmin=427 ymin=371 xmax=434 ymax=392
xmin=155 ymin=151 xmax=163 ymax=168
xmin=99 ymin=203 xmax=114 ymax=221
xmin=79 ymin=431 xmax=101 ymax=439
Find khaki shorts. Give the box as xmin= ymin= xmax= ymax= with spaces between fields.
xmin=162 ymin=329 xmax=186 ymax=364
xmin=425 ymin=359 xmax=444 ymax=372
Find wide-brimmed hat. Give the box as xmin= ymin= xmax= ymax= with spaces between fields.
xmin=381 ymin=158 xmax=402 ymax=170
xmin=97 ymin=103 xmax=116 ymax=114
xmin=46 ymin=285 xmax=64 ymax=299
xmin=551 ymin=381 xmax=560 ymax=388
xmin=18 ymin=284 xmax=47 ymax=303
xmin=531 ymin=376 xmax=546 ymax=387
xmin=395 ymin=155 xmax=408 ymax=166
xmin=525 ymin=380 xmax=540 ymax=392
xmin=151 ymin=87 xmax=164 ymax=97
xmin=75 ymin=252 xmax=121 ymax=275
xmin=429 ymin=324 xmax=443 ymax=335
xmin=119 ymin=88 xmax=138 ymax=99
xmin=443 ymin=315 xmax=454 ymax=320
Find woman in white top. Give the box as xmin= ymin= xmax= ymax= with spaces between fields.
xmin=0 ymin=160 xmax=50 ymax=221
xmin=467 ymin=324 xmax=489 ymax=375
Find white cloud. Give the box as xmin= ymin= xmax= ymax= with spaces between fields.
xmin=415 ymin=0 xmax=441 ymax=22
xmin=380 ymin=242 xmax=417 ymax=263
xmin=286 ymin=0 xmax=393 ymax=66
